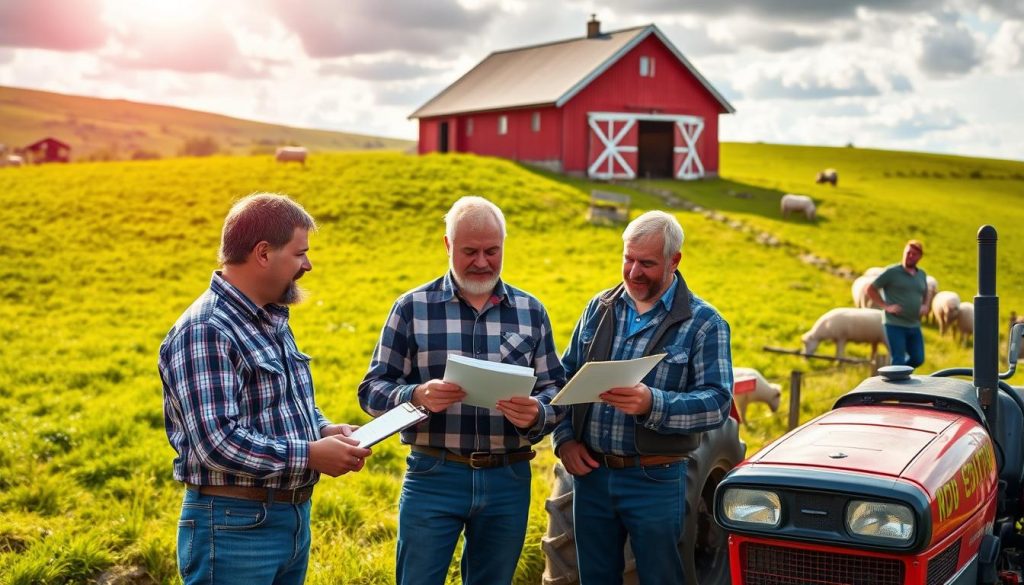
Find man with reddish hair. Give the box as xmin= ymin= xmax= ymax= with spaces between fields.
xmin=868 ymin=239 xmax=931 ymax=368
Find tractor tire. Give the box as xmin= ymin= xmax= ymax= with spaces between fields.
xmin=541 ymin=418 xmax=746 ymax=585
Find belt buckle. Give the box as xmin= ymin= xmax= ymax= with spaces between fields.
xmin=468 ymin=451 xmax=493 ymax=469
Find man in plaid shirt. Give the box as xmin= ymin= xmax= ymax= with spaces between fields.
xmin=359 ymin=196 xmax=565 ymax=585
xmin=553 ymin=211 xmax=733 ymax=585
xmin=160 ymin=193 xmax=371 ymax=585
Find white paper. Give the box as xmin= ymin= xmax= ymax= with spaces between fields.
xmin=550 ymin=353 xmax=667 ymax=405
xmin=350 ymin=402 xmax=427 ymax=448
xmin=442 ymin=354 xmax=537 ymax=409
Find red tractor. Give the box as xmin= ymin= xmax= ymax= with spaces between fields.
xmin=714 ymin=226 xmax=1024 ymax=584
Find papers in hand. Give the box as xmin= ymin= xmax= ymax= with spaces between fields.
xmin=550 ymin=353 xmax=667 ymax=406
xmin=349 ymin=402 xmax=428 ymax=448
xmin=442 ymin=354 xmax=537 ymax=409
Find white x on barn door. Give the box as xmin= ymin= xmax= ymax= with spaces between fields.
xmin=673 ymin=117 xmax=705 ymax=180
xmin=587 ymin=115 xmax=638 ymax=180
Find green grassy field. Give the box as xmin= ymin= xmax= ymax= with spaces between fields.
xmin=0 ymin=144 xmax=1022 ymax=584
xmin=0 ymin=86 xmax=414 ymax=162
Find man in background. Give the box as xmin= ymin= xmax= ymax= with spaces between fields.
xmin=160 ymin=193 xmax=371 ymax=585
xmin=868 ymin=239 xmax=931 ymax=368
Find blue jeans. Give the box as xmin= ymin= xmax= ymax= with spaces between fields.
xmin=573 ymin=461 xmax=687 ymax=585
xmin=396 ymin=451 xmax=532 ymax=585
xmin=885 ymin=324 xmax=925 ymax=368
xmin=177 ymin=489 xmax=312 ymax=585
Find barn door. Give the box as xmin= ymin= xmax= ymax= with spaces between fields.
xmin=587 ymin=114 xmax=638 ymax=180
xmin=673 ymin=116 xmax=705 ymax=180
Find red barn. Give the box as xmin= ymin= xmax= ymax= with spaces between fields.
xmin=410 ymin=18 xmax=734 ymax=180
xmin=24 ymin=137 xmax=71 ymax=164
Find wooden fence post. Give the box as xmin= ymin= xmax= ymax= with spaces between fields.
xmin=788 ymin=371 xmax=802 ymax=431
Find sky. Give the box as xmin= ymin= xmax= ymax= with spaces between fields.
xmin=1 ymin=0 xmax=1022 ymax=161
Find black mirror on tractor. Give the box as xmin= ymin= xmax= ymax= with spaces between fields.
xmin=1010 ymin=322 xmax=1024 ymax=367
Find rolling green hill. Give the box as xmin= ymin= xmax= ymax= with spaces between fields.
xmin=0 ymin=144 xmax=1022 ymax=584
xmin=0 ymin=86 xmax=413 ymax=162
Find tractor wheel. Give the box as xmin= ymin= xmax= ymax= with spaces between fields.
xmin=541 ymin=419 xmax=746 ymax=585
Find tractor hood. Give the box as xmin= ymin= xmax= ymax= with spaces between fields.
xmin=750 ymin=406 xmax=958 ymax=478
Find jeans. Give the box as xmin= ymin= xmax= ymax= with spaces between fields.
xmin=177 ymin=489 xmax=312 ymax=585
xmin=396 ymin=451 xmax=532 ymax=585
xmin=573 ymin=461 xmax=687 ymax=585
xmin=885 ymin=324 xmax=925 ymax=368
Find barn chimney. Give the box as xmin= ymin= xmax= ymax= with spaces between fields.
xmin=587 ymin=14 xmax=601 ymax=38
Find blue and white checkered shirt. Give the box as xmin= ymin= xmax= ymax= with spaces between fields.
xmin=553 ymin=277 xmax=733 ymax=456
xmin=159 ymin=272 xmax=329 ymax=488
xmin=358 ymin=273 xmax=566 ymax=454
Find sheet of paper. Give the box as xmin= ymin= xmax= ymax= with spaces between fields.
xmin=442 ymin=353 xmax=537 ymax=409
xmin=349 ymin=402 xmax=428 ymax=448
xmin=550 ymin=353 xmax=667 ymax=405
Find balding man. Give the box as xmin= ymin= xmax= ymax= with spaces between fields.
xmin=359 ymin=195 xmax=565 ymax=585
xmin=553 ymin=211 xmax=733 ymax=585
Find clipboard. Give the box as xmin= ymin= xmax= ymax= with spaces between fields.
xmin=350 ymin=402 xmax=428 ymax=448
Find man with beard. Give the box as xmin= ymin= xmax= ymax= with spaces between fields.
xmin=160 ymin=193 xmax=371 ymax=585
xmin=552 ymin=211 xmax=733 ymax=585
xmin=359 ymin=196 xmax=565 ymax=585
xmin=867 ymin=239 xmax=930 ymax=368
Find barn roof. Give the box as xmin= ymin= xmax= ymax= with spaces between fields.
xmin=409 ymin=24 xmax=734 ymax=119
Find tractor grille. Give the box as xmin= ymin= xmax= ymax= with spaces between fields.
xmin=791 ymin=493 xmax=845 ymax=532
xmin=743 ymin=542 xmax=905 ymax=585
xmin=926 ymin=539 xmax=961 ymax=585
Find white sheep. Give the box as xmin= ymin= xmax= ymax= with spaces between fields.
xmin=5 ymin=154 xmax=23 ymax=167
xmin=801 ymin=307 xmax=887 ymax=359
xmin=851 ymin=275 xmax=882 ymax=309
xmin=275 ymin=146 xmax=307 ymax=165
xmin=780 ymin=193 xmax=816 ymax=221
xmin=732 ymin=367 xmax=782 ymax=422
xmin=931 ymin=291 xmax=961 ymax=336
xmin=956 ymin=301 xmax=974 ymax=345
xmin=863 ymin=266 xmax=885 ymax=278
xmin=815 ymin=168 xmax=838 ymax=186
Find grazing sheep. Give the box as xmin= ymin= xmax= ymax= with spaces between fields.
xmin=275 ymin=146 xmax=307 ymax=165
xmin=923 ymin=275 xmax=939 ymax=323
xmin=815 ymin=168 xmax=838 ymax=186
xmin=956 ymin=301 xmax=974 ymax=345
xmin=780 ymin=193 xmax=816 ymax=221
xmin=801 ymin=307 xmax=887 ymax=359
xmin=852 ymin=275 xmax=883 ymax=309
xmin=5 ymin=154 xmax=23 ymax=167
xmin=863 ymin=266 xmax=885 ymax=278
xmin=732 ymin=367 xmax=782 ymax=422
xmin=931 ymin=291 xmax=961 ymax=336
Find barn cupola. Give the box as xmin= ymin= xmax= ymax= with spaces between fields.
xmin=587 ymin=14 xmax=601 ymax=38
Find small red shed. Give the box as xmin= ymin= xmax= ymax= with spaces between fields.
xmin=410 ymin=18 xmax=734 ymax=180
xmin=25 ymin=137 xmax=71 ymax=164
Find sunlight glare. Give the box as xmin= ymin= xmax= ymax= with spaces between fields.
xmin=103 ymin=0 xmax=209 ymax=30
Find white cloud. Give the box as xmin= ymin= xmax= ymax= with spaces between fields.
xmin=913 ymin=13 xmax=984 ymax=77
xmin=988 ymin=20 xmax=1024 ymax=70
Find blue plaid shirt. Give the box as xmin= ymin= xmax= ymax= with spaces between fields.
xmin=553 ymin=276 xmax=733 ymax=456
xmin=159 ymin=272 xmax=329 ymax=488
xmin=358 ymin=273 xmax=566 ymax=454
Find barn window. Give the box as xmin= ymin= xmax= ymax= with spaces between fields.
xmin=466 ymin=118 xmax=473 ymax=136
xmin=531 ymin=112 xmax=541 ymax=132
xmin=498 ymin=115 xmax=508 ymax=135
xmin=639 ymin=56 xmax=655 ymax=77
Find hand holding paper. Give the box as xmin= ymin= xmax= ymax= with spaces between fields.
xmin=442 ymin=354 xmax=537 ymax=409
xmin=550 ymin=353 xmax=666 ymax=406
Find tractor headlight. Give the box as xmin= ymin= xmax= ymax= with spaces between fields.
xmin=721 ymin=488 xmax=781 ymax=527
xmin=846 ymin=500 xmax=914 ymax=543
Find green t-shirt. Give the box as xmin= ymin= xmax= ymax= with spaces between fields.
xmin=872 ymin=264 xmax=928 ymax=328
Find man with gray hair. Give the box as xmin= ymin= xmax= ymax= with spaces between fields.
xmin=553 ymin=210 xmax=733 ymax=585
xmin=359 ymin=195 xmax=565 ymax=584
xmin=160 ymin=193 xmax=371 ymax=585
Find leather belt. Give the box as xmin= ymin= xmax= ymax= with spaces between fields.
xmin=187 ymin=484 xmax=314 ymax=504
xmin=411 ymin=445 xmax=536 ymax=469
xmin=588 ymin=449 xmax=685 ymax=469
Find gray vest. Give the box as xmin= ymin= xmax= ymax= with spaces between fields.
xmin=571 ymin=273 xmax=702 ymax=455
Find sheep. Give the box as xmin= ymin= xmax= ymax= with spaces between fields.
xmin=931 ymin=291 xmax=961 ymax=336
xmin=732 ymin=367 xmax=782 ymax=422
xmin=780 ymin=193 xmax=816 ymax=221
xmin=275 ymin=146 xmax=307 ymax=165
xmin=815 ymin=168 xmax=838 ymax=186
xmin=863 ymin=266 xmax=885 ymax=278
xmin=801 ymin=307 xmax=887 ymax=360
xmin=956 ymin=301 xmax=974 ymax=345
xmin=923 ymin=275 xmax=939 ymax=323
xmin=5 ymin=154 xmax=23 ymax=167
xmin=851 ymin=275 xmax=883 ymax=309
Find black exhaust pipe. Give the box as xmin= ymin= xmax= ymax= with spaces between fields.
xmin=976 ymin=225 xmax=999 ymax=429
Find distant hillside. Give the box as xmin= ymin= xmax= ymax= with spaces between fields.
xmin=0 ymin=86 xmax=414 ymax=162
